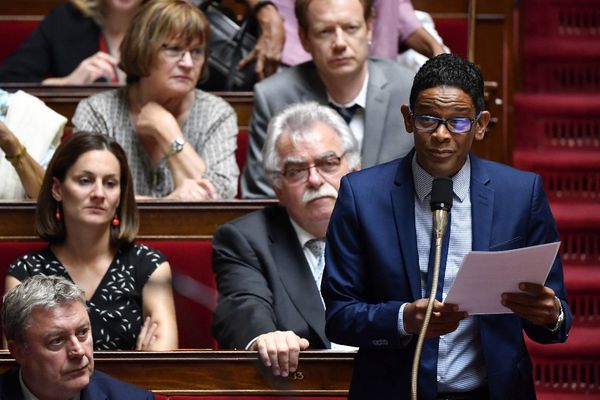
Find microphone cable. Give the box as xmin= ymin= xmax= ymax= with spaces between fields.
xmin=411 ymin=177 xmax=453 ymax=400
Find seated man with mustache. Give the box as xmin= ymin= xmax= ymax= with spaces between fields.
xmin=212 ymin=102 xmax=359 ymax=377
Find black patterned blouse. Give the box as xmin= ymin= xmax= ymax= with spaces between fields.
xmin=8 ymin=243 xmax=166 ymax=350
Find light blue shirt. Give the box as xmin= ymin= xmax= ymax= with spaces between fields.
xmin=397 ymin=155 xmax=486 ymax=392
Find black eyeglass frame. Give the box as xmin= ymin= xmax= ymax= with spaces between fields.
xmin=409 ymin=109 xmax=483 ymax=135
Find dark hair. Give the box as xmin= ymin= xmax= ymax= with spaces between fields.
xmin=409 ymin=53 xmax=485 ymax=114
xmin=36 ymin=132 xmax=139 ymax=247
xmin=119 ymin=0 xmax=211 ymax=84
xmin=295 ymin=0 xmax=373 ymax=33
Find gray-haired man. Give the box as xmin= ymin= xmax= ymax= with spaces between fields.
xmin=1 ymin=275 xmax=154 ymax=400
xmin=212 ymin=102 xmax=359 ymax=377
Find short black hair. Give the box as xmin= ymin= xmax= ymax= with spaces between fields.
xmin=409 ymin=53 xmax=485 ymax=114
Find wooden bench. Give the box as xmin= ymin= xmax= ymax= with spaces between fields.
xmin=0 ymin=350 xmax=353 ymax=398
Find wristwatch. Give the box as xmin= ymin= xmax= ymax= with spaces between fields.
xmin=549 ymin=296 xmax=565 ymax=332
xmin=165 ymin=138 xmax=185 ymax=159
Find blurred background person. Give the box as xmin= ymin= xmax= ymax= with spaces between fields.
xmin=241 ymin=0 xmax=415 ymax=198
xmin=0 ymin=89 xmax=66 ymax=199
xmin=73 ymin=0 xmax=239 ymax=201
xmin=0 ymin=0 xmax=144 ymax=84
xmin=270 ymin=0 xmax=444 ymax=67
xmin=5 ymin=132 xmax=179 ymax=351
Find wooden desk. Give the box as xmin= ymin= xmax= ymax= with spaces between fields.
xmin=0 ymin=350 xmax=354 ymax=396
xmin=0 ymin=84 xmax=254 ymax=129
xmin=0 ymin=200 xmax=276 ymax=240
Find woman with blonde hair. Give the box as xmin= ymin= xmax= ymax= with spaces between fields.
xmin=73 ymin=0 xmax=239 ymax=200
xmin=0 ymin=0 xmax=143 ymax=84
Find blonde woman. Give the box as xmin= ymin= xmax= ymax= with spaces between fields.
xmin=73 ymin=0 xmax=239 ymax=200
xmin=0 ymin=0 xmax=143 ymax=84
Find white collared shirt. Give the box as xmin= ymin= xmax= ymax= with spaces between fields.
xmin=327 ymin=72 xmax=369 ymax=151
xmin=397 ymin=155 xmax=487 ymax=392
xmin=289 ymin=217 xmax=357 ymax=352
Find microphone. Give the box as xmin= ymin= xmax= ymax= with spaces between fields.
xmin=431 ymin=177 xmax=453 ymax=240
xmin=411 ymin=177 xmax=453 ymax=400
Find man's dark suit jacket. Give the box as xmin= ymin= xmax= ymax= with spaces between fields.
xmin=241 ymin=58 xmax=415 ymax=198
xmin=323 ymin=152 xmax=572 ymax=400
xmin=0 ymin=368 xmax=154 ymax=399
xmin=212 ymin=205 xmax=330 ymax=349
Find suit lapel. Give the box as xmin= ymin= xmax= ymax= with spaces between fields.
xmin=391 ymin=152 xmax=421 ymax=300
xmin=81 ymin=372 xmax=108 ymax=400
xmin=268 ymin=207 xmax=330 ymax=347
xmin=297 ymin=62 xmax=329 ymax=104
xmin=470 ymin=155 xmax=494 ymax=251
xmin=2 ymin=368 xmax=25 ymax=399
xmin=362 ymin=60 xmax=391 ymax=166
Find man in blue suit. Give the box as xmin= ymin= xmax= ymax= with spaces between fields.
xmin=0 ymin=275 xmax=153 ymax=400
xmin=323 ymin=53 xmax=571 ymax=400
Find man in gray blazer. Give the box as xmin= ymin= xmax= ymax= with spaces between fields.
xmin=212 ymin=102 xmax=359 ymax=377
xmin=241 ymin=0 xmax=415 ymax=198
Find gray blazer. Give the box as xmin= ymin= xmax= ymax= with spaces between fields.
xmin=211 ymin=205 xmax=330 ymax=349
xmin=241 ymin=58 xmax=415 ymax=198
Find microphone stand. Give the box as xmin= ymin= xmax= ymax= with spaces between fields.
xmin=411 ymin=177 xmax=452 ymax=400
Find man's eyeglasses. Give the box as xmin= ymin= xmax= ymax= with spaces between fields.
xmin=279 ymin=152 xmax=346 ymax=184
xmin=161 ymin=44 xmax=205 ymax=62
xmin=411 ymin=113 xmax=481 ymax=135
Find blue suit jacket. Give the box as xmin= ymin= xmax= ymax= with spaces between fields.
xmin=323 ymin=152 xmax=571 ymax=400
xmin=0 ymin=368 xmax=154 ymax=399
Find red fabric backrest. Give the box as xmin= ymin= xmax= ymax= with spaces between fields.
xmin=0 ymin=19 xmax=40 ymax=65
xmin=235 ymin=129 xmax=248 ymax=198
xmin=0 ymin=239 xmax=216 ymax=349
xmin=141 ymin=240 xmax=217 ymax=349
xmin=434 ymin=18 xmax=469 ymax=59
xmin=0 ymin=240 xmax=46 ymax=336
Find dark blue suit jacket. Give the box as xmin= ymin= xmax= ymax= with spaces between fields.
xmin=323 ymin=152 xmax=571 ymax=400
xmin=0 ymin=368 xmax=154 ymax=399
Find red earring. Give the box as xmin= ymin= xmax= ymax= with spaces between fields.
xmin=112 ymin=215 xmax=120 ymax=227
xmin=55 ymin=206 xmax=61 ymax=221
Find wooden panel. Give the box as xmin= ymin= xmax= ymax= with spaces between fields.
xmin=0 ymin=350 xmax=353 ymax=396
xmin=0 ymin=84 xmax=254 ymax=129
xmin=0 ymin=201 xmax=276 ymax=240
xmin=0 ymin=0 xmax=61 ymax=15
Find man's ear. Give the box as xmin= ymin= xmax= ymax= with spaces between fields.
xmin=400 ymin=104 xmax=414 ymax=133
xmin=474 ymin=111 xmax=491 ymax=141
xmin=51 ymin=177 xmax=63 ymax=202
xmin=7 ymin=340 xmax=25 ymax=364
xmin=365 ymin=16 xmax=373 ymax=44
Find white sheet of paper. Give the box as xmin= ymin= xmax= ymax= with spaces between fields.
xmin=444 ymin=242 xmax=561 ymax=315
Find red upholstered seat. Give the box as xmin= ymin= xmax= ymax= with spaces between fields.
xmin=0 ymin=18 xmax=40 ymax=65
xmin=433 ymin=18 xmax=468 ymax=59
xmin=142 ymin=240 xmax=217 ymax=349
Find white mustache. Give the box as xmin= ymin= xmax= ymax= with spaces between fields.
xmin=302 ymin=183 xmax=338 ymax=204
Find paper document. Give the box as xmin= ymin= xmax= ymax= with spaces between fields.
xmin=444 ymin=242 xmax=561 ymax=314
